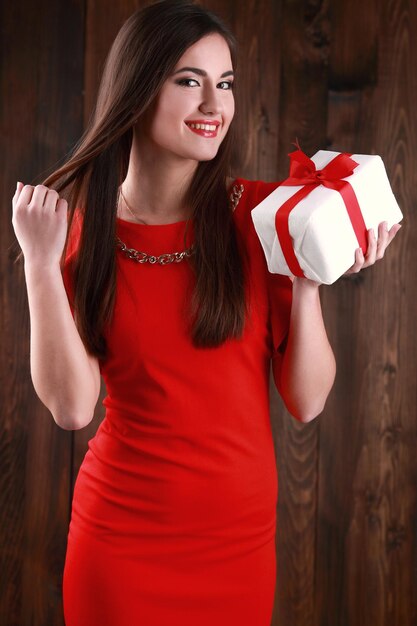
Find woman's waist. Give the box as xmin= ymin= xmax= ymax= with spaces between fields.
xmin=82 ymin=414 xmax=276 ymax=499
xmin=74 ymin=440 xmax=278 ymax=540
xmin=90 ymin=411 xmax=276 ymax=477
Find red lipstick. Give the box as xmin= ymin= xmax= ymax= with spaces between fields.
xmin=185 ymin=120 xmax=220 ymax=138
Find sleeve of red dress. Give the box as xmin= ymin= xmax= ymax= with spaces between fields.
xmin=250 ymin=180 xmax=293 ymax=397
xmin=267 ymin=271 xmax=293 ymax=396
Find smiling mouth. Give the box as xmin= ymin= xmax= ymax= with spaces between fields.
xmin=185 ymin=122 xmax=219 ymax=137
xmin=186 ymin=122 xmax=218 ymax=130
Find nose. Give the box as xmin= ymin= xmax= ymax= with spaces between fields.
xmin=198 ymin=82 xmax=222 ymax=116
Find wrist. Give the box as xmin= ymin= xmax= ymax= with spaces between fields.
xmin=24 ymin=257 xmax=62 ymax=276
xmin=292 ymin=276 xmax=322 ymax=290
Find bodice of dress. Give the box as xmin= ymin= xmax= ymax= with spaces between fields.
xmin=62 ymin=178 xmax=293 ymax=537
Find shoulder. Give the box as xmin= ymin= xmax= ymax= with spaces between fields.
xmin=228 ymin=178 xmax=293 ymax=349
xmin=229 ymin=177 xmax=282 ymax=256
xmin=230 ymin=177 xmax=284 ymax=218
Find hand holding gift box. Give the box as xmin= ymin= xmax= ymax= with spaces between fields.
xmin=251 ymin=143 xmax=404 ymax=285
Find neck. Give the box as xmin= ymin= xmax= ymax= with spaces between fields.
xmin=118 ymin=134 xmax=198 ymax=223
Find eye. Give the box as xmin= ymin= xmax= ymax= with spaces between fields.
xmin=177 ymin=78 xmax=234 ymax=91
xmin=219 ymin=80 xmax=233 ymax=91
xmin=177 ymin=78 xmax=198 ymax=86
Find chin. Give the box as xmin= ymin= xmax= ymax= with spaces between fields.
xmin=189 ymin=145 xmax=220 ymax=160
xmin=197 ymin=155 xmax=219 ymax=163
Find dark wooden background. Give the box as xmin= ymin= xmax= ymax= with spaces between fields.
xmin=1 ymin=0 xmax=415 ymax=624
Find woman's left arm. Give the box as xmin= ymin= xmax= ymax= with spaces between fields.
xmin=279 ymin=278 xmax=336 ymax=423
xmin=278 ymin=220 xmax=402 ymax=423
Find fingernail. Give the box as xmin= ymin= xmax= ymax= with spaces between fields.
xmin=359 ymin=248 xmax=364 ymax=256
xmin=16 ymin=181 xmax=19 ymax=190
xmin=384 ymin=221 xmax=389 ymax=231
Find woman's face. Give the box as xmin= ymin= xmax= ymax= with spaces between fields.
xmin=138 ymin=33 xmax=235 ymax=163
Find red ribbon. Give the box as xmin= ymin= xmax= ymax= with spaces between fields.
xmin=274 ymin=140 xmax=368 ymax=277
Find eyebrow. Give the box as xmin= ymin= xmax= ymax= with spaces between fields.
xmin=173 ymin=66 xmax=234 ymax=78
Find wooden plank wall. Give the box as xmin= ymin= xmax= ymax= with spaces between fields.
xmin=1 ymin=0 xmax=415 ymax=624
xmin=1 ymin=1 xmax=86 ymax=625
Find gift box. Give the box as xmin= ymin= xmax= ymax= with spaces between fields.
xmin=250 ymin=146 xmax=404 ymax=284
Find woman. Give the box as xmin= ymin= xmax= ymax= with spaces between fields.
xmin=11 ymin=0 xmax=401 ymax=624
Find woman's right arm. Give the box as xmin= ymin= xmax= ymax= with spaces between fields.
xmin=24 ymin=260 xmax=100 ymax=430
xmin=13 ymin=182 xmax=100 ymax=430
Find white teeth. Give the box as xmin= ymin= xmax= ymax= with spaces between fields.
xmin=187 ymin=123 xmax=217 ymax=131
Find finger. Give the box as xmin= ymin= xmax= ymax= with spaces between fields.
xmin=29 ymin=185 xmax=50 ymax=209
xmin=375 ymin=221 xmax=390 ymax=259
xmin=345 ymin=248 xmax=365 ymax=274
xmin=56 ymin=197 xmax=68 ymax=216
xmin=363 ymin=228 xmax=377 ymax=266
xmin=387 ymin=223 xmax=402 ymax=241
xmin=15 ymin=184 xmax=36 ymax=207
xmin=13 ymin=181 xmax=24 ymax=201
xmin=378 ymin=223 xmax=402 ymax=256
xmin=43 ymin=187 xmax=61 ymax=211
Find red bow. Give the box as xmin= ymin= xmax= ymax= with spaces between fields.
xmin=274 ymin=141 xmax=368 ymax=277
xmin=286 ymin=139 xmax=359 ymax=184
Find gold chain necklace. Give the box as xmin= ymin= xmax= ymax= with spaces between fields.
xmin=120 ymin=188 xmax=147 ymax=224
xmin=115 ymin=182 xmax=244 ymax=265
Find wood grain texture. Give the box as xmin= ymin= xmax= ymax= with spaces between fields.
xmin=271 ymin=1 xmax=330 ymax=623
xmin=277 ymin=0 xmax=331 ymax=173
xmin=328 ymin=0 xmax=378 ymax=90
xmin=0 ymin=1 xmax=85 ymax=625
xmin=318 ymin=0 xmax=417 ymax=625
xmin=212 ymin=0 xmax=283 ymax=180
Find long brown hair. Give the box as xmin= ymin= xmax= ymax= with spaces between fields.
xmin=13 ymin=0 xmax=249 ymax=361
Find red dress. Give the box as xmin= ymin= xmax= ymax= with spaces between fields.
xmin=62 ymin=178 xmax=293 ymax=626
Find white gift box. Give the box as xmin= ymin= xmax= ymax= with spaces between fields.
xmin=250 ymin=150 xmax=404 ymax=284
